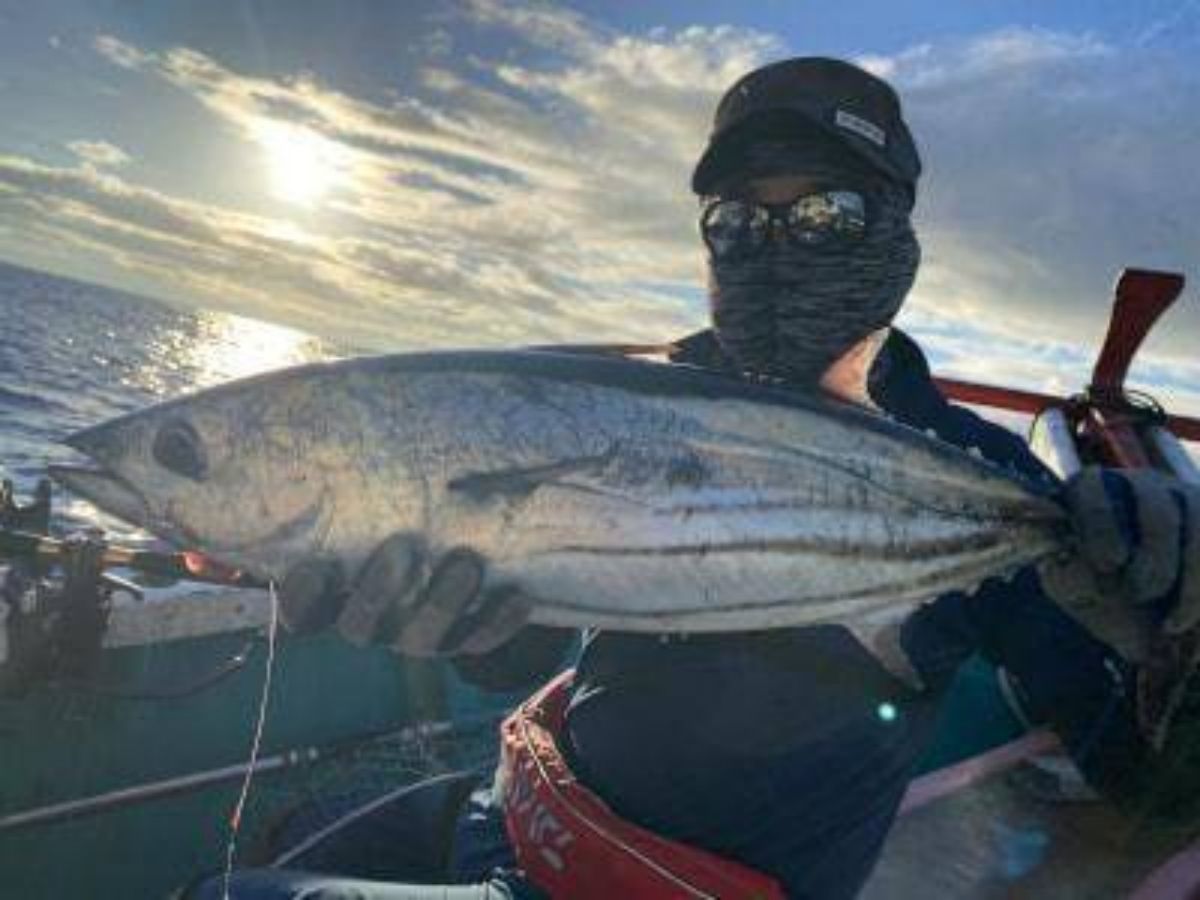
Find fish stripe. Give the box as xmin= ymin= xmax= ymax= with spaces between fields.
xmin=544 ymin=530 xmax=1008 ymax=561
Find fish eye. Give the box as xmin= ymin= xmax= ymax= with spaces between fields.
xmin=152 ymin=419 xmax=208 ymax=481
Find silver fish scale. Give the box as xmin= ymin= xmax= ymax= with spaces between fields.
xmin=416 ymin=379 xmax=1058 ymax=631
xmin=56 ymin=351 xmax=1066 ymax=634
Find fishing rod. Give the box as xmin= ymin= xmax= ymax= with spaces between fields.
xmin=0 ymin=715 xmax=493 ymax=833
xmin=0 ymin=527 xmax=263 ymax=589
xmin=1 ymin=523 xmax=271 ymax=703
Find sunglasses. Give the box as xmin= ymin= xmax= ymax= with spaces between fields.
xmin=700 ymin=191 xmax=867 ymax=259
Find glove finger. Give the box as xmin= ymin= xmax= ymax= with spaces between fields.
xmin=1123 ymin=470 xmax=1182 ymax=605
xmin=337 ymin=533 xmax=425 ymax=646
xmin=440 ymin=587 xmax=533 ymax=656
xmin=391 ymin=548 xmax=486 ymax=657
xmin=278 ymin=558 xmax=346 ymax=634
xmin=1066 ymin=467 xmax=1132 ymax=574
xmin=1037 ymin=554 xmax=1153 ymax=662
xmin=1165 ymin=486 xmax=1200 ymax=634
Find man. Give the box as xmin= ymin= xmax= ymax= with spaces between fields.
xmin=199 ymin=57 xmax=1200 ymax=899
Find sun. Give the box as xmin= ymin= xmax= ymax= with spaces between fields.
xmin=253 ymin=120 xmax=348 ymax=207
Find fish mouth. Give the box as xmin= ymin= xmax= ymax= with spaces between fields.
xmin=50 ymin=461 xmax=329 ymax=573
xmin=47 ymin=463 xmax=160 ymax=534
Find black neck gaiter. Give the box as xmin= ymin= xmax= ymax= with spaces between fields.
xmin=707 ymin=164 xmax=920 ymax=384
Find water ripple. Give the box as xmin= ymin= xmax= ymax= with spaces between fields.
xmin=0 ymin=261 xmax=339 ymax=542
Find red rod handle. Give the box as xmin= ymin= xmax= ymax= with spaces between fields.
xmin=1090 ymin=269 xmax=1185 ymax=395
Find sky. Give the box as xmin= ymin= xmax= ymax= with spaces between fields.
xmin=0 ymin=0 xmax=1198 ymax=415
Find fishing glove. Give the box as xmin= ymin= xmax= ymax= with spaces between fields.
xmin=277 ymin=533 xmax=533 ymax=657
xmin=1042 ymin=468 xmax=1200 ymax=640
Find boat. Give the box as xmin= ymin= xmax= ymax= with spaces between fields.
xmin=1 ymin=268 xmax=1197 ymax=899
xmin=0 ymin=497 xmax=520 ymax=897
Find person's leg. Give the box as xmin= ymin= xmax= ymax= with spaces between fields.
xmin=269 ymin=772 xmax=481 ymax=881
xmin=175 ymin=773 xmax=550 ymax=900
xmin=182 ymin=868 xmax=531 ymax=900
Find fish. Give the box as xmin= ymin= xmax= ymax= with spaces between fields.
xmin=49 ymin=349 xmax=1068 ymax=635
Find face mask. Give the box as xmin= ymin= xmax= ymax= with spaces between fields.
xmin=707 ymin=177 xmax=920 ymax=384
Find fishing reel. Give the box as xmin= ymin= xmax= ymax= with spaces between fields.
xmin=0 ymin=480 xmax=129 ymax=696
xmin=0 ymin=479 xmax=255 ymax=697
xmin=1 ymin=534 xmax=118 ymax=697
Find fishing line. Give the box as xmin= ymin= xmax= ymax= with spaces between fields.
xmin=220 ymin=580 xmax=280 ymax=900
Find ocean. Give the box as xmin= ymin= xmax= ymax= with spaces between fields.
xmin=0 ymin=260 xmax=338 ymax=545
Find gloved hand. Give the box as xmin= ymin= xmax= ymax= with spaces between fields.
xmin=1072 ymin=468 xmax=1198 ymax=626
xmin=276 ymin=533 xmax=533 ymax=657
xmin=1044 ymin=467 xmax=1199 ymax=634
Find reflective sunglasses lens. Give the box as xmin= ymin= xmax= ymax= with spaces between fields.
xmin=788 ymin=191 xmax=866 ymax=244
xmin=703 ymin=201 xmax=767 ymax=257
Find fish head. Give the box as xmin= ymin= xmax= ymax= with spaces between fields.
xmin=51 ymin=374 xmax=338 ymax=577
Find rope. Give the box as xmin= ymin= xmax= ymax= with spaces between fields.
xmin=221 ymin=581 xmax=280 ymax=899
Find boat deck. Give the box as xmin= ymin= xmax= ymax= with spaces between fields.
xmin=864 ymin=759 xmax=1197 ymax=899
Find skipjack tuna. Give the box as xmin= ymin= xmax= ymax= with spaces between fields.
xmin=51 ymin=350 xmax=1066 ymax=634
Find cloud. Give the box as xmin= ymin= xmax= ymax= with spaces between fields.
xmin=67 ymin=140 xmax=131 ymax=169
xmin=38 ymin=12 xmax=775 ymax=347
xmin=859 ymin=28 xmax=1111 ymax=86
xmin=864 ymin=28 xmax=1200 ymax=368
xmin=0 ymin=154 xmax=365 ymax=323
xmin=1137 ymin=0 xmax=1200 ymax=46
xmin=462 ymin=0 xmax=599 ymax=53
xmin=0 ymin=5 xmax=1194 ymax=423
xmin=93 ymin=34 xmax=154 ymax=70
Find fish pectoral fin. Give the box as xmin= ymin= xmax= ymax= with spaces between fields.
xmin=447 ymin=449 xmax=616 ymax=503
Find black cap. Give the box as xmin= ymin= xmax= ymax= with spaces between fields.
xmin=692 ymin=57 xmax=921 ymax=196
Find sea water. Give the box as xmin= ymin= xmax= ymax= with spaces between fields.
xmin=0 ymin=259 xmax=338 ymax=545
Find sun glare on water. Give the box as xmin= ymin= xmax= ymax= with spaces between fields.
xmin=188 ymin=311 xmax=329 ymax=384
xmin=254 ymin=120 xmax=349 ymax=207
xmin=134 ymin=311 xmax=331 ymax=395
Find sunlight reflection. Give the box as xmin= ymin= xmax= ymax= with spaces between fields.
xmin=185 ymin=311 xmax=329 ymax=385
xmin=131 ymin=310 xmax=333 ymax=397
